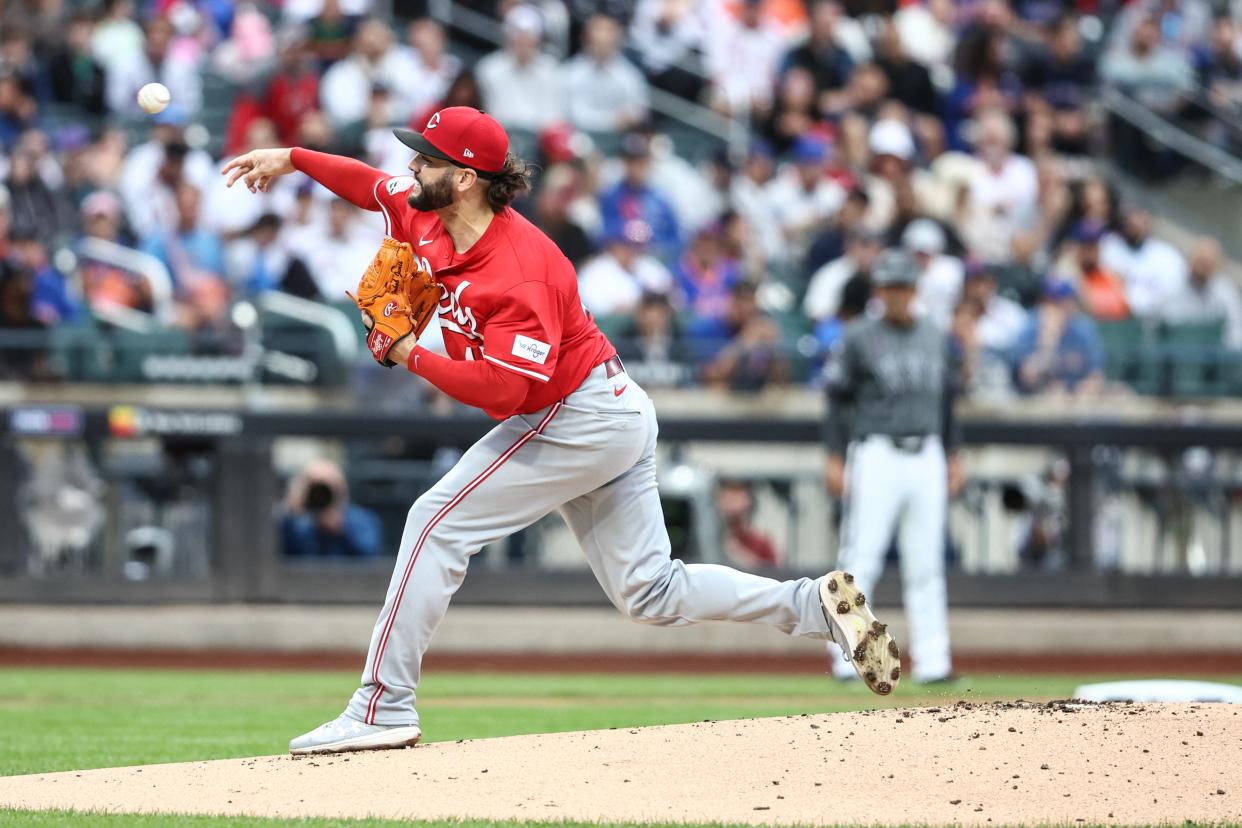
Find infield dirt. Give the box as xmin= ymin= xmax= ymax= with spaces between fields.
xmin=0 ymin=701 xmax=1238 ymax=826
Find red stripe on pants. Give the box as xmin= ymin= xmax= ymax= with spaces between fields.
xmin=364 ymin=402 xmax=563 ymax=724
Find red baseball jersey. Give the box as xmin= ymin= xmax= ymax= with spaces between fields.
xmin=372 ymin=174 xmax=615 ymax=418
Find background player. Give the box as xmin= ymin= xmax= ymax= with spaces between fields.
xmin=823 ymin=248 xmax=961 ymax=685
xmin=222 ymin=107 xmax=901 ymax=755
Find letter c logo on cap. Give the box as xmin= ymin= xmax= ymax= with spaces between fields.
xmin=426 ymin=112 xmax=441 ymax=130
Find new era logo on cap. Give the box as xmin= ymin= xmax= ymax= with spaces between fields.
xmin=394 ymin=107 xmax=508 ymax=177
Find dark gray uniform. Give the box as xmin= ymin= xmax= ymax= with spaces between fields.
xmin=822 ymin=249 xmax=957 ymax=682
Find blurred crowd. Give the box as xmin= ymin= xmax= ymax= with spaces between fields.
xmin=1 ymin=0 xmax=1241 ymax=396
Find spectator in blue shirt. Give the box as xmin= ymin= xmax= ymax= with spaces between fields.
xmin=9 ymin=229 xmax=81 ymax=325
xmin=281 ymin=459 xmax=383 ymax=559
xmin=690 ymin=281 xmax=789 ymax=391
xmin=1012 ymin=279 xmax=1105 ymax=395
xmin=140 ymin=181 xmax=230 ymax=331
xmin=673 ymin=223 xmax=742 ymax=323
xmin=140 ymin=181 xmax=226 ymax=288
xmin=598 ymin=131 xmax=681 ymax=262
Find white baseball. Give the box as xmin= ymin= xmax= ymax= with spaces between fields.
xmin=137 ymin=82 xmax=171 ymax=115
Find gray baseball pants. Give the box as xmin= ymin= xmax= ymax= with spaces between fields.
xmin=347 ymin=362 xmax=835 ymax=725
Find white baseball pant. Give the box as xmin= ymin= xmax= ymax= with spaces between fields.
xmin=830 ymin=434 xmax=953 ymax=682
xmin=347 ymin=362 xmax=836 ymax=725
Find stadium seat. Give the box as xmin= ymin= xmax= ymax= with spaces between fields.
xmin=1096 ymin=318 xmax=1161 ymax=394
xmin=774 ymin=311 xmax=813 ymax=383
xmin=1162 ymin=320 xmax=1228 ymax=397
xmin=49 ymin=318 xmax=104 ymax=382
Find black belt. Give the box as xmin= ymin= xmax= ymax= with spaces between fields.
xmin=865 ymin=434 xmax=927 ymax=453
xmin=603 ymin=355 xmax=625 ymax=378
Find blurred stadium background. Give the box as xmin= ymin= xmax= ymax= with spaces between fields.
xmin=0 ymin=0 xmax=1240 ymax=677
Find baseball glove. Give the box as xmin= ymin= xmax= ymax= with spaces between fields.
xmin=349 ymin=237 xmax=440 ymax=366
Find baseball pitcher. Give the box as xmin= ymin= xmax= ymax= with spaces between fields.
xmin=222 ymin=108 xmax=901 ymax=755
xmin=823 ymin=248 xmax=962 ymax=684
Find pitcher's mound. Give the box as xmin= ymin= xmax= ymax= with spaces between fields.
xmin=1 ymin=702 xmax=1238 ymax=826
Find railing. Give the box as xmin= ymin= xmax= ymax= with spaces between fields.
xmin=75 ymin=238 xmax=177 ymax=324
xmin=1101 ymin=86 xmax=1242 ymax=185
xmin=3 ymin=321 xmax=1240 ymax=398
xmin=253 ymin=293 xmax=361 ymax=364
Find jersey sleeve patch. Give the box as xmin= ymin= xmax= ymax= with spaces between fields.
xmin=511 ymin=334 xmax=551 ymax=365
xmin=385 ymin=176 xmax=415 ymax=195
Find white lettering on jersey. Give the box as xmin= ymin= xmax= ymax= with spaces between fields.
xmin=385 ymin=176 xmax=415 ymax=195
xmin=438 ymin=280 xmax=481 ymax=341
xmin=512 ymin=334 xmax=551 ymax=365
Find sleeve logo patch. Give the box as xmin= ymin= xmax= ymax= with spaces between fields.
xmin=386 ymin=176 xmax=415 ymax=195
xmin=512 ymin=334 xmax=551 ymax=365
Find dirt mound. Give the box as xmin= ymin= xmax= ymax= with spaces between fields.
xmin=1 ymin=702 xmax=1238 ymax=825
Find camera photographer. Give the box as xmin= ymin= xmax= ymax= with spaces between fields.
xmin=281 ymin=459 xmax=383 ymax=559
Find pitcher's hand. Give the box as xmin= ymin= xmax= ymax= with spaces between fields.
xmin=222 ymin=148 xmax=295 ymax=193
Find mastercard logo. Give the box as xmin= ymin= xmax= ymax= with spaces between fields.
xmin=108 ymin=406 xmax=139 ymax=438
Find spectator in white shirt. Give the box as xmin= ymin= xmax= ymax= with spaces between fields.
xmin=119 ymin=107 xmax=216 ymax=239
xmin=105 ymin=16 xmax=202 ymax=116
xmin=397 ymin=19 xmax=461 ymax=123
xmin=91 ymin=0 xmax=145 ymax=73
xmin=577 ymin=221 xmax=674 ymax=315
xmin=562 ymin=15 xmax=650 ymax=132
xmin=1159 ymin=237 xmax=1242 ymax=349
xmin=706 ymin=0 xmax=786 ymax=116
xmin=290 ymin=198 xmax=377 ymax=299
xmin=319 ymin=19 xmax=418 ymax=127
xmin=629 ymin=0 xmax=709 ymax=97
xmin=803 ymin=226 xmax=883 ymax=323
xmin=961 ymin=260 xmax=1027 ymax=353
xmin=730 ymin=140 xmax=781 ymax=262
xmin=893 ymin=0 xmax=955 ymax=74
xmin=761 ymin=135 xmax=846 ymax=265
xmin=477 ymin=6 xmax=565 ymax=132
xmin=863 ymin=117 xmax=940 ymax=231
xmin=203 ymin=117 xmax=298 ymax=237
xmin=902 ymin=218 xmax=964 ymax=330
xmin=967 ymin=108 xmax=1040 ymax=264
xmin=1100 ymin=206 xmax=1188 ymax=319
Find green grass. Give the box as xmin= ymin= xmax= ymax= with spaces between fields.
xmin=1 ymin=668 xmax=1239 ymax=827
xmin=0 ymin=668 xmax=1108 ymax=778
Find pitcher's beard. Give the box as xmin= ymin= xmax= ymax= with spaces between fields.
xmin=407 ymin=175 xmax=453 ymax=211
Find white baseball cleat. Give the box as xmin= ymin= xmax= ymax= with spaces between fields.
xmin=289 ymin=714 xmax=422 ymax=755
xmin=820 ymin=570 xmax=901 ymax=696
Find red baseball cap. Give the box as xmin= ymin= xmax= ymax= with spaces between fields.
xmin=394 ymin=107 xmax=509 ymax=178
